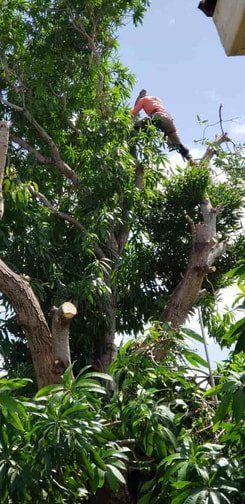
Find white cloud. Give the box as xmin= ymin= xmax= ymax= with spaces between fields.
xmin=230 ymin=122 xmax=245 ymax=137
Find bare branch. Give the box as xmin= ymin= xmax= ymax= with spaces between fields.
xmin=207 ymin=241 xmax=228 ymax=266
xmin=0 ymin=96 xmax=23 ymax=112
xmin=201 ymin=133 xmax=231 ymax=167
xmin=219 ymin=104 xmax=225 ymax=136
xmin=10 ymin=134 xmax=53 ymax=165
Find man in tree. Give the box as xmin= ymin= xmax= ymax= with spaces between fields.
xmin=131 ymin=89 xmax=194 ymax=163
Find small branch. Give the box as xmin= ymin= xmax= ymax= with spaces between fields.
xmin=219 ymin=104 xmax=225 ymax=136
xmin=10 ymin=135 xmax=53 ymax=165
xmin=0 ymin=97 xmax=23 ymax=112
xmin=114 ymin=439 xmax=136 ymax=446
xmin=103 ymin=420 xmax=122 ymax=428
xmin=185 ymin=213 xmax=196 ymax=238
xmin=207 ymin=241 xmax=228 ymax=266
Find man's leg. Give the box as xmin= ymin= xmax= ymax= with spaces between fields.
xmin=153 ymin=114 xmax=193 ymax=162
xmin=168 ymin=132 xmax=192 ymax=161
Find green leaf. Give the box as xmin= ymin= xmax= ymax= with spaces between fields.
xmin=209 ymin=491 xmax=222 ymax=504
xmin=106 ymin=464 xmax=126 ymax=485
xmin=183 ymin=350 xmax=209 ymax=369
xmin=80 ymin=449 xmax=94 ymax=480
xmin=138 ymin=493 xmax=152 ymax=504
xmin=35 ymin=384 xmax=64 ymax=398
xmin=214 ymin=392 xmax=232 ymax=423
xmin=61 ymin=404 xmax=88 ymax=418
xmin=172 ymin=481 xmax=192 ymax=490
xmin=180 ymin=328 xmax=204 ymax=344
xmin=85 ymin=372 xmax=113 ymax=381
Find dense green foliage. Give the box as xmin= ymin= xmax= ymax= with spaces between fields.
xmin=1 ymin=326 xmax=244 ymax=503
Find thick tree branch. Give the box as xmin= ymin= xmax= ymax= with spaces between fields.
xmin=0 ymin=258 xmax=60 ymax=388
xmin=161 ymin=198 xmax=227 ymax=328
xmin=201 ymin=133 xmax=231 ymax=167
xmin=0 ymin=121 xmax=9 ymax=219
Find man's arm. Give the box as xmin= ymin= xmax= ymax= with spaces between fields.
xmin=130 ymin=97 xmax=145 ymax=117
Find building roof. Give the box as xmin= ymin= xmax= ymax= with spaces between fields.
xmin=198 ymin=0 xmax=217 ymax=17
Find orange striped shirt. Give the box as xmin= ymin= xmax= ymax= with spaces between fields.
xmin=131 ymin=96 xmax=166 ymax=117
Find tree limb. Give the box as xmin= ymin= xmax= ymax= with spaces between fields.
xmin=161 ymin=198 xmax=227 ymax=328
xmin=201 ymin=133 xmax=231 ymax=168
xmin=10 ymin=134 xmax=53 ymax=165
xmin=0 ymin=258 xmax=60 ymax=388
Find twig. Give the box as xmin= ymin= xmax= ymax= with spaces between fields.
xmin=114 ymin=439 xmax=136 ymax=446
xmin=219 ymin=104 xmax=225 ymax=136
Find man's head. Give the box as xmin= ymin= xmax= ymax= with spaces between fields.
xmin=139 ymin=89 xmax=147 ymax=98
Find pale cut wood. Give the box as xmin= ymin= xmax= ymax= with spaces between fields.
xmin=51 ymin=302 xmax=77 ymax=370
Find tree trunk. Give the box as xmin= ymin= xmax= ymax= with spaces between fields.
xmin=161 ymin=199 xmax=226 ymax=329
xmin=93 ymin=290 xmax=116 ymax=371
xmin=0 ymin=259 xmax=60 ymax=388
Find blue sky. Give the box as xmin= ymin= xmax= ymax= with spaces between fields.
xmin=116 ymin=1 xmax=244 ymax=365
xmin=118 ymin=0 xmax=245 ymax=153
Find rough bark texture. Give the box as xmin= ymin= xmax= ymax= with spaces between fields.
xmin=0 ymin=259 xmax=60 ymax=388
xmin=0 ymin=120 xmax=9 ymax=220
xmin=161 ymin=198 xmax=226 ymax=328
xmin=51 ymin=302 xmax=77 ymax=371
xmin=93 ymin=289 xmax=116 ymax=371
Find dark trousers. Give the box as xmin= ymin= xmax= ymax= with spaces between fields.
xmin=133 ymin=114 xmax=191 ymax=160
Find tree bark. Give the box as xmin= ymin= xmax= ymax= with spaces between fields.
xmin=161 ymin=198 xmax=226 ymax=329
xmin=51 ymin=302 xmax=77 ymax=371
xmin=93 ymin=289 xmax=116 ymax=371
xmin=0 ymin=259 xmax=60 ymax=388
xmin=0 ymin=120 xmax=9 ymax=220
